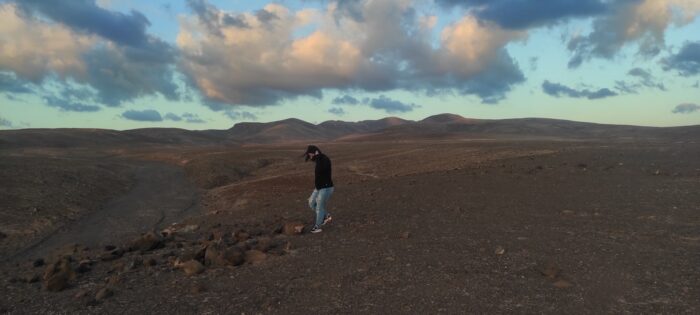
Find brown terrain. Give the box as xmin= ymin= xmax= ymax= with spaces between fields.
xmin=1 ymin=114 xmax=699 ymax=314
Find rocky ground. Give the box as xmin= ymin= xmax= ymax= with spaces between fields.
xmin=1 ymin=139 xmax=699 ymax=314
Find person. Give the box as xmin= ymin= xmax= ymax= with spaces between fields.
xmin=304 ymin=145 xmax=334 ymax=233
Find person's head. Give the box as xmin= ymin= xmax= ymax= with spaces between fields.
xmin=304 ymin=145 xmax=321 ymax=162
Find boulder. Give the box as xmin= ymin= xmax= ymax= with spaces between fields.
xmin=223 ymin=247 xmax=246 ymax=266
xmin=176 ymin=260 xmax=205 ymax=276
xmin=43 ymin=272 xmax=70 ymax=292
xmin=129 ymin=231 xmax=163 ymax=252
xmin=245 ymin=250 xmax=267 ymax=265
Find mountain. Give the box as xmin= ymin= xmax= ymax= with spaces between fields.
xmin=1 ymin=114 xmax=698 ymax=148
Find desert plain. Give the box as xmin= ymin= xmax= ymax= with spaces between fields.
xmin=1 ymin=114 xmax=699 ymax=314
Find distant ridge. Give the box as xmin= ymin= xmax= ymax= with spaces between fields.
xmin=1 ymin=114 xmax=698 ymax=148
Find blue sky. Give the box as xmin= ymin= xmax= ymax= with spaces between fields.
xmin=0 ymin=0 xmax=699 ymax=130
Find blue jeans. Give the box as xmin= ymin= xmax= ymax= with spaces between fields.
xmin=309 ymin=187 xmax=334 ymax=227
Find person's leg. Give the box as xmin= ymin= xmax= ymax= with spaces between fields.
xmin=314 ymin=187 xmax=334 ymax=227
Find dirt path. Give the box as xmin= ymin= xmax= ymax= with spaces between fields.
xmin=10 ymin=161 xmax=199 ymax=261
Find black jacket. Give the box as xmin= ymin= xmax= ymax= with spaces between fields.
xmin=314 ymin=153 xmax=333 ymax=189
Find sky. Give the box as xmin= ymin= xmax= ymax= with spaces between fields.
xmin=0 ymin=0 xmax=699 ymax=130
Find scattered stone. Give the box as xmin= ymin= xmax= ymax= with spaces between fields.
xmin=224 ymin=247 xmax=246 ymax=266
xmin=245 ymin=250 xmax=267 ymax=265
xmin=100 ymin=248 xmax=124 ymax=261
xmin=400 ymin=232 xmax=411 ymax=239
xmin=179 ymin=246 xmax=206 ymax=263
xmin=106 ymin=275 xmax=121 ymax=286
xmin=176 ymin=260 xmax=205 ymax=276
xmin=23 ymin=273 xmax=40 ymax=283
xmin=43 ymin=272 xmax=70 ymax=292
xmin=282 ymin=222 xmax=305 ymax=235
xmin=144 ymin=257 xmax=158 ymax=267
xmin=76 ymin=260 xmax=93 ymax=273
xmin=32 ymin=258 xmax=45 ymax=267
xmin=494 ymin=246 xmax=505 ymax=255
xmin=553 ymin=279 xmax=573 ymax=288
xmin=234 ymin=230 xmax=250 ymax=242
xmin=129 ymin=231 xmax=164 ymax=252
xmin=95 ymin=287 xmax=113 ymax=301
xmin=204 ymin=243 xmax=227 ymax=266
xmin=74 ymin=290 xmax=89 ymax=299
xmin=191 ymin=283 xmax=207 ymax=294
xmin=124 ymin=257 xmax=142 ymax=271
xmin=562 ymin=210 xmax=575 ymax=215
xmin=539 ymin=264 xmax=561 ymax=279
xmin=255 ymin=236 xmax=273 ymax=252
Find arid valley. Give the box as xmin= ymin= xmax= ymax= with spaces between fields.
xmin=1 ymin=114 xmax=699 ymax=314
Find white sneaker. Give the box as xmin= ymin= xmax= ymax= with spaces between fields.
xmin=310 ymin=226 xmax=323 ymax=234
xmin=322 ymin=215 xmax=333 ymax=226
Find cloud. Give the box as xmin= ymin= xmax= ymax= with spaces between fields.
xmin=0 ymin=72 xmax=34 ymax=94
xmin=177 ymin=0 xmax=526 ymax=107
xmin=662 ymin=41 xmax=700 ymax=76
xmin=332 ymin=95 xmax=360 ymax=105
xmin=121 ymin=109 xmax=163 ymax=122
xmin=542 ymin=80 xmax=617 ymax=99
xmin=181 ymin=113 xmax=206 ymax=123
xmin=567 ymin=0 xmax=700 ymax=68
xmin=186 ymin=0 xmax=249 ymax=37
xmin=164 ymin=113 xmax=182 ymax=121
xmin=0 ymin=116 xmax=12 ymax=128
xmin=17 ymin=0 xmax=151 ymax=47
xmin=328 ymin=107 xmax=345 ymax=116
xmin=366 ymin=95 xmax=419 ymax=113
xmin=672 ymin=103 xmax=700 ymax=114
xmin=0 ymin=2 xmax=180 ymax=107
xmin=625 ymin=67 xmax=666 ymax=91
xmin=224 ymin=110 xmax=258 ymax=121
xmin=435 ymin=0 xmax=607 ymax=29
xmin=43 ymin=96 xmax=101 ymax=112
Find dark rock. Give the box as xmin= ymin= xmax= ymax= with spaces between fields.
xmin=76 ymin=260 xmax=93 ymax=273
xmin=100 ymin=248 xmax=124 ymax=261
xmin=0 ymin=231 xmax=6 ymax=239
xmin=104 ymin=245 xmax=116 ymax=251
xmin=32 ymin=258 xmax=45 ymax=267
xmin=144 ymin=257 xmax=158 ymax=267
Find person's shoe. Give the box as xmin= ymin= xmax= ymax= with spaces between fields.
xmin=310 ymin=226 xmax=323 ymax=234
xmin=322 ymin=215 xmax=333 ymax=226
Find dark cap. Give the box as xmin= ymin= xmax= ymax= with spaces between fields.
xmin=303 ymin=145 xmax=321 ymax=161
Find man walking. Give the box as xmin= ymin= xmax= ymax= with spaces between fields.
xmin=304 ymin=145 xmax=333 ymax=233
